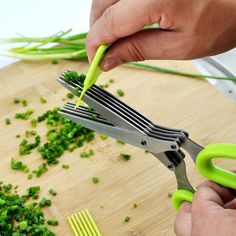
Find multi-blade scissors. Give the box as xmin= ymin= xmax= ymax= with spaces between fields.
xmin=58 ymin=70 xmax=236 ymax=210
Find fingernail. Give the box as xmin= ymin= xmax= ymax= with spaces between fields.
xmin=101 ymin=57 xmax=123 ymax=71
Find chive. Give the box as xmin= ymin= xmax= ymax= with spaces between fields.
xmin=30 ymin=119 xmax=37 ymax=127
xmin=47 ymin=220 xmax=59 ymax=226
xmin=49 ymin=189 xmax=57 ymax=196
xmin=92 ymin=177 xmax=99 ymax=184
xmin=100 ymin=134 xmax=108 ymax=140
xmin=120 ymin=153 xmax=131 ymax=161
xmin=167 ymin=192 xmax=173 ymax=198
xmin=116 ymin=89 xmax=125 ymax=97
xmin=52 ymin=59 xmax=59 ymax=65
xmin=19 ymin=221 xmax=28 ymax=230
xmin=62 ymin=164 xmax=70 ymax=169
xmin=15 ymin=109 xmax=34 ymax=120
xmin=109 ymin=78 xmax=115 ymax=83
xmin=16 ymin=134 xmax=20 ymax=138
xmin=19 ymin=135 xmax=41 ymax=155
xmin=5 ymin=118 xmax=11 ymax=125
xmin=124 ymin=216 xmax=130 ymax=222
xmin=33 ymin=163 xmax=48 ymax=177
xmin=40 ymin=97 xmax=47 ymax=104
xmin=133 ymin=203 xmax=138 ymax=208
xmin=14 ymin=97 xmax=21 ymax=104
xmin=11 ymin=158 xmax=29 ymax=173
xmin=25 ymin=130 xmax=37 ymax=137
xmin=27 ymin=174 xmax=33 ymax=180
xmin=117 ymin=140 xmax=125 ymax=145
xmin=39 ymin=197 xmax=52 ymax=208
xmin=22 ymin=99 xmax=28 ymax=107
xmin=66 ymin=92 xmax=74 ymax=99
xmin=89 ymin=149 xmax=94 ymax=156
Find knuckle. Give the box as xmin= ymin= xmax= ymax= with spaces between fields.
xmin=125 ymin=41 xmax=146 ymax=62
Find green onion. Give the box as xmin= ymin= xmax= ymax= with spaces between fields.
xmin=49 ymin=189 xmax=57 ymax=196
xmin=47 ymin=220 xmax=59 ymax=226
xmin=11 ymin=158 xmax=29 ymax=173
xmin=66 ymin=92 xmax=75 ymax=99
xmin=5 ymin=118 xmax=11 ymax=125
xmin=124 ymin=216 xmax=130 ymax=222
xmin=62 ymin=164 xmax=70 ymax=169
xmin=15 ymin=109 xmax=34 ymax=120
xmin=92 ymin=177 xmax=99 ymax=184
xmin=120 ymin=153 xmax=131 ymax=161
xmin=40 ymin=97 xmax=47 ymax=104
xmin=116 ymin=89 xmax=125 ymax=97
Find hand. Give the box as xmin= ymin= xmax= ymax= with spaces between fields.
xmin=175 ymin=181 xmax=236 ymax=236
xmin=87 ymin=0 xmax=236 ymax=71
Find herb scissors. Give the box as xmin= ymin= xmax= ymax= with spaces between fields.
xmin=58 ymin=71 xmax=236 ymax=210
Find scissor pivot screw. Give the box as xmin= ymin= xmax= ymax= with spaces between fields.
xmin=141 ymin=140 xmax=147 ymax=146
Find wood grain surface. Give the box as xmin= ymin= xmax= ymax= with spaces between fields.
xmin=0 ymin=59 xmax=235 ymax=236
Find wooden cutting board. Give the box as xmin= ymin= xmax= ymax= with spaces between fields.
xmin=0 ymin=59 xmax=235 ymax=236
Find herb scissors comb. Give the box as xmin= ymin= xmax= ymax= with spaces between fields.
xmin=58 ymin=71 xmax=236 ymax=211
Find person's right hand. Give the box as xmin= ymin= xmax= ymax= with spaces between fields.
xmin=175 ymin=181 xmax=236 ymax=236
xmin=87 ymin=0 xmax=236 ymax=71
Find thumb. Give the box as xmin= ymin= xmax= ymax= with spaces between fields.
xmin=174 ymin=202 xmax=192 ymax=236
xmin=100 ymin=29 xmax=191 ymax=71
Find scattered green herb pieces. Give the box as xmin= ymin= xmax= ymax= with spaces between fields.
xmin=62 ymin=164 xmax=70 ymax=169
xmin=92 ymin=177 xmax=99 ymax=184
xmin=14 ymin=97 xmax=21 ymax=104
xmin=15 ymin=109 xmax=33 ymax=120
xmin=100 ymin=134 xmax=108 ymax=140
xmin=40 ymin=97 xmax=47 ymax=104
xmin=27 ymin=186 xmax=40 ymax=198
xmin=124 ymin=216 xmax=130 ymax=222
xmin=19 ymin=220 xmax=28 ymax=230
xmin=120 ymin=153 xmax=131 ymax=161
xmin=145 ymin=150 xmax=149 ymax=153
xmin=49 ymin=189 xmax=57 ymax=196
xmin=25 ymin=130 xmax=37 ymax=137
xmin=28 ymin=174 xmax=33 ymax=180
xmin=39 ymin=197 xmax=52 ymax=208
xmin=52 ymin=59 xmax=59 ymax=65
xmin=47 ymin=220 xmax=59 ymax=226
xmin=109 ymin=78 xmax=115 ymax=83
xmin=117 ymin=89 xmax=125 ymax=97
xmin=16 ymin=134 xmax=20 ymax=138
xmin=11 ymin=158 xmax=29 ymax=173
xmin=5 ymin=117 xmax=11 ymax=125
xmin=99 ymin=83 xmax=109 ymax=89
xmin=64 ymin=70 xmax=80 ymax=83
xmin=133 ymin=203 xmax=138 ymax=208
xmin=22 ymin=99 xmax=28 ymax=107
xmin=80 ymin=149 xmax=94 ymax=158
xmin=0 ymin=182 xmax=56 ymax=235
xmin=66 ymin=92 xmax=75 ymax=99
xmin=117 ymin=140 xmax=125 ymax=145
xmin=36 ymin=107 xmax=94 ymax=164
xmin=19 ymin=135 xmax=41 ymax=155
xmin=31 ymin=118 xmax=37 ymax=127
xmin=167 ymin=192 xmax=173 ymax=198
xmin=33 ymin=163 xmax=48 ymax=177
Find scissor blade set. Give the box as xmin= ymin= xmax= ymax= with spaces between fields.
xmin=58 ymin=70 xmax=190 ymax=155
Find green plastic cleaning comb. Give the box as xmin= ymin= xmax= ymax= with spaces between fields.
xmin=75 ymin=44 xmax=109 ymax=107
xmin=67 ymin=209 xmax=102 ymax=236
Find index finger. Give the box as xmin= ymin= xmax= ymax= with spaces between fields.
xmin=86 ymin=0 xmax=162 ymax=62
xmin=90 ymin=0 xmax=120 ymax=27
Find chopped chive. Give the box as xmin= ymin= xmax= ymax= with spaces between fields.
xmin=62 ymin=164 xmax=70 ymax=169
xmin=30 ymin=119 xmax=37 ymax=127
xmin=51 ymin=60 xmax=59 ymax=65
xmin=16 ymin=134 xmax=21 ymax=138
xmin=116 ymin=89 xmax=125 ymax=97
xmin=15 ymin=109 xmax=34 ymax=120
xmin=40 ymin=97 xmax=47 ymax=104
xmin=120 ymin=153 xmax=131 ymax=161
xmin=5 ymin=118 xmax=11 ymax=125
xmin=109 ymin=78 xmax=115 ymax=83
xmin=39 ymin=197 xmax=52 ymax=207
xmin=11 ymin=158 xmax=29 ymax=173
xmin=66 ymin=92 xmax=75 ymax=99
xmin=133 ymin=203 xmax=138 ymax=208
xmin=14 ymin=97 xmax=21 ymax=104
xmin=27 ymin=174 xmax=33 ymax=180
xmin=124 ymin=216 xmax=130 ymax=222
xmin=92 ymin=177 xmax=99 ymax=184
xmin=117 ymin=140 xmax=125 ymax=145
xmin=22 ymin=99 xmax=28 ymax=107
xmin=47 ymin=220 xmax=59 ymax=226
xmin=100 ymin=134 xmax=108 ymax=140
xmin=49 ymin=189 xmax=57 ymax=196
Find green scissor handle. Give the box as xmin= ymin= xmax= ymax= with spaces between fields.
xmin=172 ymin=143 xmax=236 ymax=210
